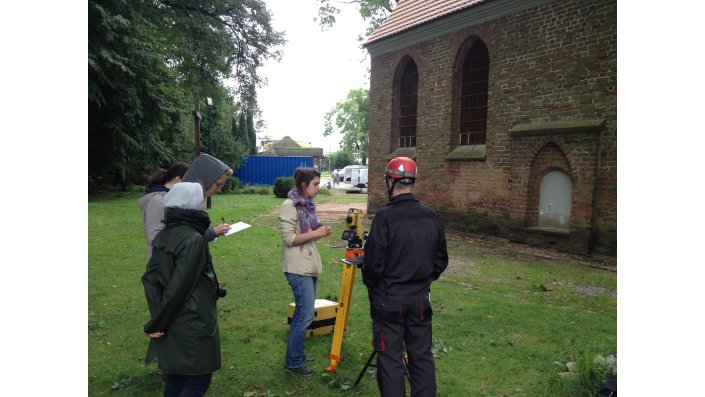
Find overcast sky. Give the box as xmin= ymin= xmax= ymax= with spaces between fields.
xmin=256 ymin=0 xmax=371 ymax=153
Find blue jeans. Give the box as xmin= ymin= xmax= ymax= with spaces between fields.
xmin=285 ymin=272 xmax=318 ymax=368
xmin=163 ymin=373 xmax=212 ymax=397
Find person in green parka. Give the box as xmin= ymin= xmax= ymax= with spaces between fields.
xmin=142 ymin=182 xmax=222 ymax=397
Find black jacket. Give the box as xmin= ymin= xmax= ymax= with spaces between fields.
xmin=362 ymin=193 xmax=448 ymax=297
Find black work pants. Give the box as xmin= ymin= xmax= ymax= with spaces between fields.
xmin=369 ymin=291 xmax=435 ymax=397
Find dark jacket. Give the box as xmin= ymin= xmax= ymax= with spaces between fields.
xmin=362 ymin=193 xmax=449 ymax=297
xmin=142 ymin=208 xmax=221 ymax=375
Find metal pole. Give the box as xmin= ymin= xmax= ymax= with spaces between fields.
xmin=205 ymin=102 xmax=211 ymax=209
xmin=194 ymin=97 xmax=211 ymax=208
xmin=194 ymin=97 xmax=201 ymax=156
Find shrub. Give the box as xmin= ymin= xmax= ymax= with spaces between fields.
xmin=222 ymin=177 xmax=241 ymax=193
xmin=273 ymin=177 xmax=294 ymax=198
xmin=236 ymin=185 xmax=273 ymax=195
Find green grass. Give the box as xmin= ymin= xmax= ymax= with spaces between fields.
xmin=88 ymin=191 xmax=616 ymax=396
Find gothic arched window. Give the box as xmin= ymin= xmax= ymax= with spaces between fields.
xmin=398 ymin=61 xmax=418 ymax=148
xmin=459 ymin=40 xmax=489 ymax=145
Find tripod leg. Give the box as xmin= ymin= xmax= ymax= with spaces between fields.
xmin=354 ymin=350 xmax=377 ymax=386
xmin=325 ymin=251 xmax=362 ymax=371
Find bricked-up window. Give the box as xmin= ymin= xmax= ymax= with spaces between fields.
xmin=398 ymin=61 xmax=418 ymax=148
xmin=460 ymin=40 xmax=489 ymax=145
xmin=538 ymin=170 xmax=572 ymax=229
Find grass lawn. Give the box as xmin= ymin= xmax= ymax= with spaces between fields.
xmin=88 ymin=190 xmax=616 ymax=396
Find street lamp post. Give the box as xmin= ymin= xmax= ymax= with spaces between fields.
xmin=193 ymin=97 xmax=202 ymax=156
xmin=205 ymin=97 xmax=213 ymax=209
xmin=194 ymin=96 xmax=215 ymax=209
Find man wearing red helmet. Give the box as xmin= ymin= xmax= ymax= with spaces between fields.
xmin=362 ymin=157 xmax=449 ymax=397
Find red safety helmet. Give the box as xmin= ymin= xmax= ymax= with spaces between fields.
xmin=384 ymin=157 xmax=417 ymax=181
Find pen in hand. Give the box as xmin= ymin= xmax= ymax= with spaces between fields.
xmin=213 ymin=217 xmax=231 ymax=237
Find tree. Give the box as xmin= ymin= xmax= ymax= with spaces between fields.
xmin=324 ymin=88 xmax=369 ymax=165
xmin=89 ymin=0 xmax=184 ymax=185
xmin=205 ymin=110 xmax=247 ymax=173
xmin=329 ymin=150 xmax=357 ymax=170
xmin=316 ymin=0 xmax=396 ymax=38
xmin=88 ymin=0 xmax=284 ymax=187
xmin=156 ymin=0 xmax=285 ymax=108
xmin=246 ymin=111 xmax=257 ymax=154
xmin=235 ymin=112 xmax=250 ymax=153
xmin=231 ymin=113 xmax=243 ymax=142
xmin=191 ymin=85 xmax=248 ymax=172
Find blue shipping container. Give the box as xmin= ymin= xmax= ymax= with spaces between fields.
xmin=234 ymin=156 xmax=313 ymax=186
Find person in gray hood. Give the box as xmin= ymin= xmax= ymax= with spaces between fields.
xmin=182 ymin=153 xmax=234 ymax=241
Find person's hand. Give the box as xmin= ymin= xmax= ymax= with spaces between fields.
xmin=148 ymin=331 xmax=165 ymax=338
xmin=318 ymin=226 xmax=332 ymax=238
xmin=213 ymin=223 xmax=231 ymax=236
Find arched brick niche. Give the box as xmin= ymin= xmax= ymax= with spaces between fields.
xmin=506 ymin=119 xmax=603 ymax=253
xmin=525 ymin=143 xmax=574 ymax=228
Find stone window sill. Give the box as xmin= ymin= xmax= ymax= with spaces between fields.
xmin=387 ymin=147 xmax=417 ymax=160
xmin=446 ymin=144 xmax=486 ymax=161
xmin=525 ymin=226 xmax=570 ymax=236
xmin=510 ymin=119 xmax=605 ymax=137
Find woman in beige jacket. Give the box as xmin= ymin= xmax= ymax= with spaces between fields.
xmin=279 ymin=167 xmax=332 ymax=376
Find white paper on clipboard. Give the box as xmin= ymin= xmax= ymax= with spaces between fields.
xmin=223 ymin=221 xmax=251 ymax=236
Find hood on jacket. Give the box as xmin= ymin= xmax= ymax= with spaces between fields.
xmin=163 ymin=182 xmax=205 ymax=210
xmin=182 ymin=153 xmax=230 ymax=190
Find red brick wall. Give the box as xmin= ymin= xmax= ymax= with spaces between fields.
xmin=367 ymin=0 xmax=617 ymax=255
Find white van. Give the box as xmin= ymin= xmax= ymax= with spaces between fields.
xmin=354 ymin=168 xmax=368 ymax=189
xmin=341 ymin=165 xmax=368 ymax=184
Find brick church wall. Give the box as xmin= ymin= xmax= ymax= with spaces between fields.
xmin=367 ymin=0 xmax=617 ymax=255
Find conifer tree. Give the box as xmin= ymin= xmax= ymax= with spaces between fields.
xmin=247 ymin=111 xmax=257 ymax=154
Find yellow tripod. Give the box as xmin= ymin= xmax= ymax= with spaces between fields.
xmin=325 ymin=208 xmax=366 ymax=372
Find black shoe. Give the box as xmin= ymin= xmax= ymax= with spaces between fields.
xmin=285 ymin=365 xmax=313 ymax=376
xmin=303 ymin=355 xmax=315 ymax=362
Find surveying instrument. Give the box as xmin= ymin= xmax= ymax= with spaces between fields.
xmin=324 ymin=208 xmax=412 ymax=388
xmin=324 ymin=208 xmax=367 ymax=372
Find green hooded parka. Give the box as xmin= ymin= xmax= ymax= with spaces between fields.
xmin=142 ymin=208 xmax=221 ymax=375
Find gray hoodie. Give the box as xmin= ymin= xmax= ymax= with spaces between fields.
xmin=182 ymin=154 xmax=231 ymax=243
xmin=138 ymin=191 xmax=167 ymax=258
xmin=182 ymin=154 xmax=230 ymax=191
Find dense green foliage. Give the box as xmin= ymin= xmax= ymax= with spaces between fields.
xmin=273 ymin=177 xmax=294 ymax=198
xmin=328 ymin=149 xmax=357 ymax=170
xmin=231 ymin=111 xmax=252 ymax=154
xmin=89 ymin=192 xmax=616 ymax=396
xmin=88 ymin=0 xmax=284 ymax=188
xmin=324 ymin=88 xmax=369 ymax=165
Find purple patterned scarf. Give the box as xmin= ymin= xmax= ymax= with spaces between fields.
xmin=287 ymin=189 xmax=321 ymax=233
